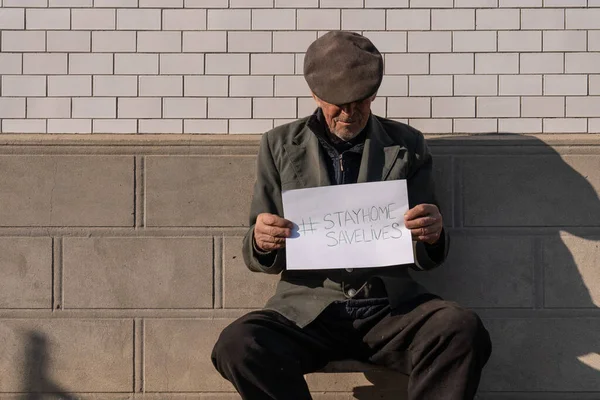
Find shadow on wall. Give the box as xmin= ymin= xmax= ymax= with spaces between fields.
xmin=412 ymin=133 xmax=600 ymax=393
xmin=22 ymin=331 xmax=77 ymax=400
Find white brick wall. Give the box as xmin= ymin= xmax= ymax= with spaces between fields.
xmin=1 ymin=3 xmax=600 ymax=134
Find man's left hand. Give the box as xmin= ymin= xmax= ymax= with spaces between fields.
xmin=404 ymin=204 xmax=443 ymax=245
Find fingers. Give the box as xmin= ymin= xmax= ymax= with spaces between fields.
xmin=254 ymin=213 xmax=293 ymax=252
xmin=404 ymin=204 xmax=443 ymax=245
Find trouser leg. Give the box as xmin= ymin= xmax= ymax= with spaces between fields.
xmin=211 ymin=310 xmax=334 ymax=400
xmin=362 ymin=298 xmax=492 ymax=400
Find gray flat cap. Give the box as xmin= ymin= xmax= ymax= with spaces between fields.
xmin=303 ymin=31 xmax=383 ymax=106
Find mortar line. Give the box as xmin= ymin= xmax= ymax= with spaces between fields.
xmin=134 ymin=318 xmax=144 ymax=393
xmin=137 ymin=156 xmax=146 ymax=228
xmin=533 ymin=236 xmax=545 ymax=309
xmin=52 ymin=237 xmax=63 ymax=311
xmin=213 ymin=235 xmax=224 ymax=309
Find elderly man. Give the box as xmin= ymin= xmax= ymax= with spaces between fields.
xmin=212 ymin=31 xmax=491 ymax=400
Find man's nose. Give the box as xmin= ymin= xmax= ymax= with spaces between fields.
xmin=340 ymin=102 xmax=358 ymax=115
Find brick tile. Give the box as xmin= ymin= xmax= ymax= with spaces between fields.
xmin=117 ymin=8 xmax=161 ymax=30
xmin=273 ymin=31 xmax=316 ymax=52
xmin=431 ymin=9 xmax=474 ymax=30
xmin=23 ymin=53 xmax=66 ymax=74
xmin=387 ymin=97 xmax=430 ymax=118
xmin=455 ymin=0 xmax=496 ymax=5
xmin=454 ymin=75 xmax=497 ymax=95
xmin=566 ymin=8 xmax=600 ymax=29
xmin=544 ymin=75 xmax=588 ymax=96
xmin=377 ymin=75 xmax=408 ymax=97
xmin=566 ymin=53 xmax=600 ymax=73
xmin=118 ymin=98 xmax=161 ymax=118
xmin=26 ymin=8 xmax=69 ymax=29
xmin=408 ymin=118 xmax=452 ymax=134
xmin=498 ymin=31 xmax=542 ymax=52
xmin=182 ymin=31 xmax=226 ymax=52
xmin=384 ymin=54 xmax=429 ymax=75
xmin=251 ymin=54 xmax=294 ymax=75
xmin=47 ymin=118 xmax=92 ymax=134
xmin=275 ymin=76 xmax=310 ymax=97
xmin=500 ymin=0 xmax=540 ymax=5
xmin=185 ymin=76 xmax=228 ymax=96
xmin=413 ymin=235 xmax=534 ymax=307
xmin=138 ymin=31 xmax=181 ymax=53
xmin=231 ymin=0 xmax=273 ymax=6
xmin=589 ymin=118 xmax=600 ymax=133
xmin=185 ymin=0 xmax=228 ymax=6
xmin=430 ymin=53 xmax=473 ymax=75
xmin=92 ymin=31 xmax=136 ymax=53
xmin=163 ymin=9 xmax=206 ymax=30
xmin=410 ymin=75 xmax=452 ymax=96
xmin=93 ymin=119 xmax=137 ymax=134
xmin=362 ymin=31 xmax=407 ymax=53
xmin=0 ymin=238 xmax=52 ymax=308
xmin=275 ymin=0 xmax=317 ymax=5
xmin=69 ymin=54 xmax=113 ymax=74
xmin=145 ymin=319 xmax=234 ymax=391
xmin=160 ymin=54 xmax=204 ymax=75
xmin=0 ymin=98 xmax=26 ymax=118
xmin=1 ymin=119 xmax=47 ymax=134
xmin=432 ymin=97 xmax=475 ymax=117
xmin=499 ymin=75 xmax=542 ymax=96
xmin=0 ymin=54 xmax=22 ymax=74
xmin=140 ymin=76 xmax=182 ymax=97
xmin=297 ymin=97 xmax=316 ymax=116
xmin=543 ymin=31 xmax=587 ymax=52
xmin=27 ymin=98 xmax=70 ymax=118
xmin=321 ymin=0 xmax=362 ymax=6
xmin=163 ymin=98 xmax=207 ymax=118
xmin=146 ymin=155 xmax=256 ymax=226
xmin=591 ymin=75 xmax=600 ymax=95
xmin=453 ymin=118 xmax=497 ymax=133
xmin=71 ymin=8 xmax=115 ymax=29
xmin=115 ymin=54 xmax=158 ymax=75
xmin=1 ymin=31 xmax=45 ymax=52
xmin=94 ymin=0 xmax=137 ymax=5
xmin=453 ymin=31 xmax=496 ymax=52
xmin=498 ymin=118 xmax=542 ymax=133
xmin=297 ymin=9 xmax=340 ymax=30
xmin=47 ymin=31 xmax=90 ymax=52
xmin=230 ymin=76 xmax=273 ymax=97
xmin=228 ymin=31 xmax=272 ymax=53
xmin=386 ymin=9 xmax=430 ymax=30
xmin=253 ymin=98 xmax=296 ymax=118
xmin=229 ymin=119 xmax=274 ymax=134
xmin=94 ymin=75 xmax=137 ymax=97
xmin=208 ymin=98 xmax=252 ymax=119
xmin=410 ymin=0 xmax=453 ymax=7
xmin=342 ymin=9 xmax=386 ymax=30
xmin=139 ymin=0 xmax=183 ymax=5
xmin=2 ymin=75 xmax=46 ymax=97
xmin=543 ymin=117 xmax=587 ymax=133
xmin=566 ymin=96 xmax=600 ymax=117
xmin=475 ymin=53 xmax=519 ymax=74
xmin=408 ymin=32 xmax=452 ymax=53
xmin=184 ymin=119 xmax=228 ymax=134
xmin=0 ymin=8 xmax=24 ymax=29
xmin=208 ymin=9 xmax=251 ymax=30
xmin=476 ymin=9 xmax=519 ymax=30
xmin=545 ymin=0 xmax=586 ymax=5
xmin=72 ymin=97 xmax=116 ymax=118
xmin=131 ymin=117 xmax=170 ymax=133
xmin=253 ymin=9 xmax=296 ymax=30
xmin=47 ymin=75 xmax=91 ymax=97
xmin=206 ymin=54 xmax=249 ymax=75
xmin=521 ymin=8 xmax=564 ymax=29
xmin=366 ymin=0 xmax=408 ymax=6
xmin=477 ymin=97 xmax=520 ymax=117
xmin=0 ymin=155 xmax=133 ymax=226
xmin=64 ymin=238 xmax=212 ymax=308
xmin=0 ymin=320 xmax=132 ymax=391
xmin=521 ymin=53 xmax=564 ymax=74
xmin=590 ymin=31 xmax=600 ymax=52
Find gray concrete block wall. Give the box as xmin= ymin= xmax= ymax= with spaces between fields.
xmin=0 ymin=134 xmax=598 ymax=399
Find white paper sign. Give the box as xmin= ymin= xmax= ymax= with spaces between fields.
xmin=282 ymin=180 xmax=414 ymax=270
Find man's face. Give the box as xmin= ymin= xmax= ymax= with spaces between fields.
xmin=313 ymin=93 xmax=375 ymax=142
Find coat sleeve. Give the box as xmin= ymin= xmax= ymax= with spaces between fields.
xmin=242 ymin=132 xmax=287 ymax=274
xmin=406 ymin=131 xmax=450 ymax=271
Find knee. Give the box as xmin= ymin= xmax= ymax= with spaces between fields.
xmin=436 ymin=306 xmax=491 ymax=359
xmin=211 ymin=320 xmax=254 ymax=373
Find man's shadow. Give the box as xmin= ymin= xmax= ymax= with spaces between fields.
xmin=22 ymin=331 xmax=77 ymax=400
xmin=352 ymin=133 xmax=600 ymax=397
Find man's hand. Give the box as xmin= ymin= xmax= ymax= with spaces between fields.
xmin=404 ymin=204 xmax=443 ymax=245
xmin=254 ymin=213 xmax=294 ymax=252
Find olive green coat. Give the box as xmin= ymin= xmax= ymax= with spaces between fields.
xmin=242 ymin=113 xmax=449 ymax=327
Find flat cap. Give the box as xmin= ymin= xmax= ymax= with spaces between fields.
xmin=303 ymin=31 xmax=383 ymax=106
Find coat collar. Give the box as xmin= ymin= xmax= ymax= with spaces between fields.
xmin=283 ymin=111 xmax=401 ymax=188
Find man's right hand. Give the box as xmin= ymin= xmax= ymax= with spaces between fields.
xmin=254 ymin=213 xmax=294 ymax=252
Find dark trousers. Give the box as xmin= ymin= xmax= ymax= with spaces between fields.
xmin=211 ymin=296 xmax=492 ymax=400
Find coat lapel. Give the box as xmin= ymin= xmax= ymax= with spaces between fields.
xmin=283 ymin=122 xmax=331 ymax=188
xmin=357 ymin=115 xmax=401 ymax=183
